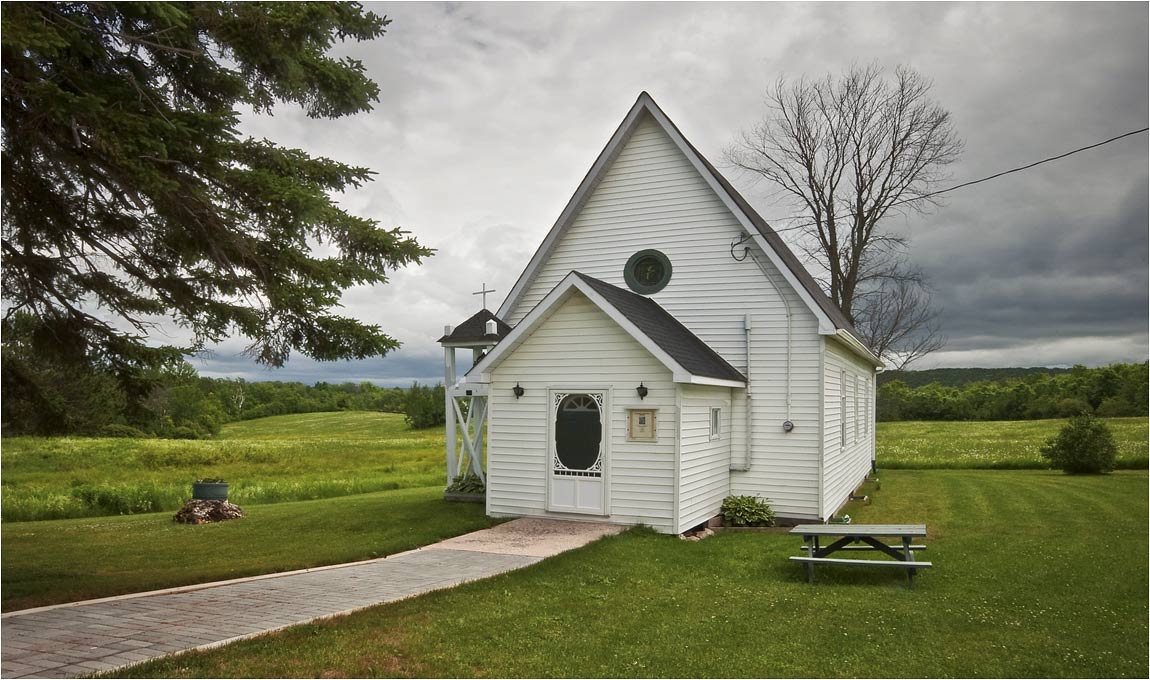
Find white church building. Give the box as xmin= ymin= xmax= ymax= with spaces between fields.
xmin=440 ymin=93 xmax=881 ymax=534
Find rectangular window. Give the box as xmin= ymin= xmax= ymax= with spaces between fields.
xmin=839 ymin=370 xmax=847 ymax=447
xmin=710 ymin=407 xmax=722 ymax=440
xmin=853 ymin=375 xmax=860 ymax=444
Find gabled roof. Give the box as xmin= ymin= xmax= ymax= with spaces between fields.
xmin=496 ymin=91 xmax=880 ymax=366
xmin=470 ymin=271 xmax=746 ymax=387
xmin=438 ymin=309 xmax=512 ymax=347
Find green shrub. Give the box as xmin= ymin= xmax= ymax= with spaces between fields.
xmin=98 ymin=424 xmax=148 ymax=438
xmin=720 ymin=495 xmax=775 ymax=527
xmin=446 ymin=473 xmax=485 ymax=494
xmin=167 ymin=426 xmax=200 ymax=440
xmin=1040 ymin=413 xmax=1118 ymax=474
xmin=404 ymin=383 xmax=446 ymax=429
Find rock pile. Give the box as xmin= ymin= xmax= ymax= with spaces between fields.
xmin=174 ymin=499 xmax=245 ymax=524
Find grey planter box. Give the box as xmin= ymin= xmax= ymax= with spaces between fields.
xmin=443 ymin=492 xmax=485 ymax=504
xmin=192 ymin=482 xmax=229 ymax=501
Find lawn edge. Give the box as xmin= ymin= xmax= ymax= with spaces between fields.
xmin=1 ymin=546 xmax=428 ymax=620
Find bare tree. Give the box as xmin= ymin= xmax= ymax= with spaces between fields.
xmin=726 ymin=63 xmax=961 ymax=367
xmin=853 ymin=270 xmax=946 ymax=370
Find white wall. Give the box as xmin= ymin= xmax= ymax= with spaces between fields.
xmin=821 ymin=337 xmax=877 ymax=518
xmin=504 ymin=112 xmax=825 ymax=519
xmin=677 ymin=384 xmax=732 ymax=532
xmin=488 ymin=292 xmax=678 ymax=532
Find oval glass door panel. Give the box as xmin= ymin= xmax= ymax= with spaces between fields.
xmin=555 ymin=394 xmax=602 ymax=474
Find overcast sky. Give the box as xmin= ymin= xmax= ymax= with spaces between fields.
xmin=193 ymin=1 xmax=1149 ymax=385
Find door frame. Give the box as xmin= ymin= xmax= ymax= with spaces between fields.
xmin=546 ymin=386 xmax=611 ymax=516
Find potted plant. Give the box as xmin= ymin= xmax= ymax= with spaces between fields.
xmin=192 ymin=478 xmax=229 ymax=501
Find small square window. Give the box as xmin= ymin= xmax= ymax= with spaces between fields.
xmin=710 ymin=407 xmax=722 ymax=440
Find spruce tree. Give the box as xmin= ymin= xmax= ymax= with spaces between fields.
xmin=1 ymin=2 xmax=430 ymax=395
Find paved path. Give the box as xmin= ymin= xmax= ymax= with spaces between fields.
xmin=1 ymin=518 xmax=624 ymax=678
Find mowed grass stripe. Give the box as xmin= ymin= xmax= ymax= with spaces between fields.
xmin=116 ymin=471 xmax=1148 ymax=679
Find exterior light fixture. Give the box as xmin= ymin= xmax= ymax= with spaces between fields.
xmin=513 ymin=383 xmax=525 ymax=399
xmin=636 ymin=382 xmax=649 ymax=400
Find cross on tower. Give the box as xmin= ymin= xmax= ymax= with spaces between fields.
xmin=473 ymin=282 xmax=496 ymax=310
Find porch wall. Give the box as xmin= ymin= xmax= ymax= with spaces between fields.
xmin=676 ymin=384 xmax=732 ymax=533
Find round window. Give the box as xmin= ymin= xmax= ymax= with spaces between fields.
xmin=624 ymin=249 xmax=672 ymax=294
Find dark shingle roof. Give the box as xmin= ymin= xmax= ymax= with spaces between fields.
xmin=438 ymin=309 xmax=512 ymax=344
xmin=572 ymin=272 xmax=746 ymax=383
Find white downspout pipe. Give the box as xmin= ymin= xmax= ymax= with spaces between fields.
xmin=742 ymin=313 xmax=753 ymax=471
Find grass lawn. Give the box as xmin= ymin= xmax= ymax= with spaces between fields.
xmin=878 ymin=417 xmax=1148 ymax=469
xmin=118 ymin=469 xmax=1148 ymax=678
xmin=1 ymin=487 xmax=495 ymax=612
xmin=1 ymin=412 xmax=444 ymax=521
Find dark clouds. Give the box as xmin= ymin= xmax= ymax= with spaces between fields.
xmin=185 ymin=1 xmax=1146 ymax=383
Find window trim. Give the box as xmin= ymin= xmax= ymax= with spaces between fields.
xmin=623 ymin=249 xmax=673 ymax=295
xmin=710 ymin=406 xmax=722 ymax=440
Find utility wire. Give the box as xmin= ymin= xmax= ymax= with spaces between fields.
xmin=763 ymin=126 xmax=1150 ymax=228
xmin=892 ymin=126 xmax=1149 ymax=208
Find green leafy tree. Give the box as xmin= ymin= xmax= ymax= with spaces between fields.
xmin=1 ymin=3 xmax=430 ymax=397
xmin=1040 ymin=413 xmax=1118 ymax=474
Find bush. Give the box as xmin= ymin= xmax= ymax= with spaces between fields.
xmin=446 ymin=473 xmax=485 ymax=494
xmin=404 ymin=382 xmax=446 ymax=429
xmin=98 ymin=424 xmax=148 ymax=438
xmin=720 ymin=495 xmax=776 ymax=527
xmin=1040 ymin=413 xmax=1118 ymax=474
xmin=167 ymin=426 xmax=200 ymax=440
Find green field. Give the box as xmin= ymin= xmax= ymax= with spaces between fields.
xmin=117 ymin=469 xmax=1149 ymax=678
xmin=1 ymin=412 xmax=445 ymax=522
xmin=878 ymin=417 xmax=1148 ymax=469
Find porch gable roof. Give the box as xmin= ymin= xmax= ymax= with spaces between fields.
xmin=468 ymin=271 xmax=746 ymax=387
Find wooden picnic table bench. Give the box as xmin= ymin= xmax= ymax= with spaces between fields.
xmin=789 ymin=524 xmax=932 ymax=587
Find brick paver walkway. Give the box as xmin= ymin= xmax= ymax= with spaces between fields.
xmin=2 ymin=519 xmax=623 ymax=678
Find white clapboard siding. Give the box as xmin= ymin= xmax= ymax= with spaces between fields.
xmin=488 ymin=293 xmax=678 ymax=532
xmin=505 ymin=112 xmax=825 ymax=519
xmin=820 ymin=337 xmax=876 ymax=518
xmin=677 ymin=384 xmax=732 ymax=532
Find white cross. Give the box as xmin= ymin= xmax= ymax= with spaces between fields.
xmin=473 ymin=282 xmax=496 ymax=309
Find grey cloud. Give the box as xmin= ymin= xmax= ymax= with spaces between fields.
xmin=175 ymin=2 xmax=1146 ymax=382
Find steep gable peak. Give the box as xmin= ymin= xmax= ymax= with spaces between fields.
xmin=497 ymin=92 xmax=879 ymax=365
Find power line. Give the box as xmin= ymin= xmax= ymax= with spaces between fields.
xmin=763 ymin=126 xmax=1149 ymax=229
xmin=895 ymin=126 xmax=1149 ymax=207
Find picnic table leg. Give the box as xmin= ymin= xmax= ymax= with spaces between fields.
xmin=805 ymin=534 xmax=816 ymax=583
xmin=903 ymin=535 xmax=915 ymax=588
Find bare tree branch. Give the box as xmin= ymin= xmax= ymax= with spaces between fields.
xmin=725 ymin=63 xmax=961 ymax=366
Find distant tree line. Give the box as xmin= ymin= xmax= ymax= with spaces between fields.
xmin=878 ymin=363 xmax=1148 ymax=421
xmin=878 ymin=366 xmax=1073 ymax=389
xmin=1 ymin=349 xmax=448 ymax=438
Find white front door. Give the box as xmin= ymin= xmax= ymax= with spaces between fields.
xmin=548 ymin=391 xmax=606 ymax=515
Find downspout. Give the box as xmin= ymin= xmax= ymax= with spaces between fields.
xmin=731 ymin=233 xmax=797 ymax=471
xmin=742 ymin=313 xmax=753 ymax=471
xmin=739 ymin=240 xmax=794 ymax=424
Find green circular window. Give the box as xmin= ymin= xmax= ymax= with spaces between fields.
xmin=624 ymin=249 xmax=672 ymax=294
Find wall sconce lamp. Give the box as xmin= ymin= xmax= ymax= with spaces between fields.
xmin=636 ymin=382 xmax=649 ymax=400
xmin=512 ymin=383 xmax=525 ymax=399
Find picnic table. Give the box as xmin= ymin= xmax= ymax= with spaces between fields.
xmin=789 ymin=524 xmax=932 ymax=587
